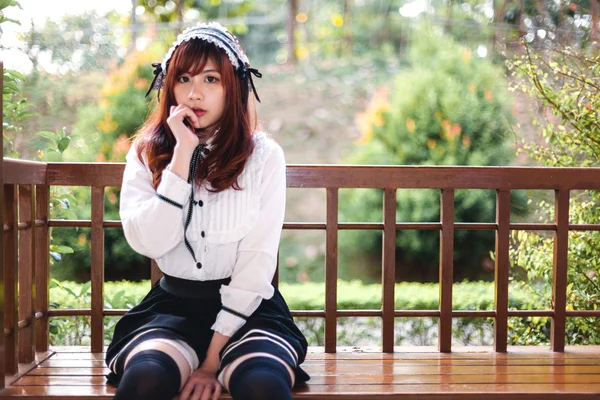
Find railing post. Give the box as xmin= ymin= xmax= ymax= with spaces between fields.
xmin=325 ymin=187 xmax=338 ymax=353
xmin=494 ymin=189 xmax=510 ymax=352
xmin=35 ymin=185 xmax=50 ymax=352
xmin=382 ymin=188 xmax=396 ymax=352
xmin=91 ymin=186 xmax=105 ymax=352
xmin=551 ymin=189 xmax=569 ymax=351
xmin=18 ymin=184 xmax=36 ymax=363
xmin=438 ymin=189 xmax=454 ymax=353
xmin=3 ymin=184 xmax=18 ymax=376
xmin=0 ymin=60 xmax=5 ymax=387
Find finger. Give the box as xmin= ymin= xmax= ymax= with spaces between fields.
xmin=200 ymin=383 xmax=215 ymax=400
xmin=179 ymin=380 xmax=195 ymax=400
xmin=170 ymin=105 xmax=175 ymax=115
xmin=176 ymin=104 xmax=201 ymax=128
xmin=191 ymin=384 xmax=205 ymax=400
xmin=212 ymin=383 xmax=222 ymax=400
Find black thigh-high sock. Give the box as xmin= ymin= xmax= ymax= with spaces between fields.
xmin=228 ymin=356 xmax=293 ymax=400
xmin=113 ymin=349 xmax=181 ymax=400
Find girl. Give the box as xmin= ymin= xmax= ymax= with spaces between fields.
xmin=105 ymin=22 xmax=309 ymax=400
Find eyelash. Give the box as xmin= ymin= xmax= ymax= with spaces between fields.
xmin=177 ymin=76 xmax=219 ymax=83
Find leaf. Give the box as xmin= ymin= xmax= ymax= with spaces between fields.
xmin=55 ymin=208 xmax=77 ymax=220
xmin=49 ymin=251 xmax=62 ymax=262
xmin=57 ymin=137 xmax=71 ymax=153
xmin=53 ymin=245 xmax=74 ymax=254
xmin=79 ymin=281 xmax=91 ymax=297
xmin=37 ymin=131 xmax=58 ymax=142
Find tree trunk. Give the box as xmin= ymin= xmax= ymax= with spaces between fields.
xmin=129 ymin=0 xmax=137 ymax=54
xmin=446 ymin=0 xmax=452 ymax=34
xmin=176 ymin=0 xmax=184 ymax=30
xmin=288 ymin=0 xmax=298 ymax=64
xmin=343 ymin=0 xmax=353 ymax=57
xmin=591 ymin=0 xmax=599 ymax=47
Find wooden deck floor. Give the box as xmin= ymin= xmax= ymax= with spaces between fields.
xmin=1 ymin=346 xmax=600 ymax=399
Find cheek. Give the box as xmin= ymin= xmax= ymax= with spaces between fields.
xmin=173 ymin=86 xmax=186 ymax=103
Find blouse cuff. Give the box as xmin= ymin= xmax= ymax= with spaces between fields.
xmin=156 ymin=167 xmax=192 ymax=207
xmin=211 ymin=309 xmax=247 ymax=337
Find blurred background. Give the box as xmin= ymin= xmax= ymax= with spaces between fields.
xmin=2 ymin=0 xmax=599 ymax=347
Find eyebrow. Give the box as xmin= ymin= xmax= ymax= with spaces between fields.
xmin=185 ymin=69 xmax=219 ymax=75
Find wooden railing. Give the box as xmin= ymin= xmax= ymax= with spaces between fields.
xmin=3 ymin=158 xmax=600 ymax=388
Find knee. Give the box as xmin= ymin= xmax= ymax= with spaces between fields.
xmin=228 ymin=357 xmax=293 ymax=400
xmin=113 ymin=350 xmax=181 ymax=400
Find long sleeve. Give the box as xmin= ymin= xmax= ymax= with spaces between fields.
xmin=211 ymin=144 xmax=286 ymax=337
xmin=120 ymin=144 xmax=192 ymax=260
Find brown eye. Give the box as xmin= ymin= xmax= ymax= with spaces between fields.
xmin=178 ymin=76 xmax=190 ymax=83
xmin=205 ymin=76 xmax=219 ymax=83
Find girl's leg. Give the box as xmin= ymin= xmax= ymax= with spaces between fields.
xmin=221 ymin=352 xmax=295 ymax=400
xmin=113 ymin=340 xmax=193 ymax=400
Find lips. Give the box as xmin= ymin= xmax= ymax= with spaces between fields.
xmin=192 ymin=108 xmax=207 ymax=116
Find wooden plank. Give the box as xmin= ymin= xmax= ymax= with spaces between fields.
xmin=381 ymin=188 xmax=396 ymax=353
xmin=325 ymin=188 xmax=338 ymax=353
xmin=4 ymin=351 xmax=53 ymax=387
xmin=17 ymin=185 xmax=35 ymax=363
xmin=46 ymin=163 xmax=124 ymax=187
xmin=0 ymin=61 xmax=4 ymax=389
xmin=438 ymin=189 xmax=454 ymax=353
xmin=34 ymin=185 xmax=49 ymax=352
xmin=46 ymin=164 xmax=600 ymax=191
xmin=3 ymin=160 xmax=46 ymax=185
xmin=552 ymin=189 xmax=569 ymax=351
xmin=2 ymin=185 xmax=18 ymax=376
xmin=90 ymin=187 xmax=104 ymax=353
xmin=494 ymin=190 xmax=510 ymax=352
xmin=15 ymin=372 xmax=600 ymax=386
xmin=284 ymin=165 xmax=600 ymax=190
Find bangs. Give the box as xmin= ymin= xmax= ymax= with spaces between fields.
xmin=168 ymin=39 xmax=223 ymax=77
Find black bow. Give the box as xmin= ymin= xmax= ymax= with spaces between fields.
xmin=239 ymin=66 xmax=263 ymax=103
xmin=145 ymin=62 xmax=163 ymax=98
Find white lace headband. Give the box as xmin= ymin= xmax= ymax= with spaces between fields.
xmin=145 ymin=22 xmax=261 ymax=104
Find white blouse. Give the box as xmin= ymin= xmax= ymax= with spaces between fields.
xmin=119 ymin=131 xmax=286 ymax=337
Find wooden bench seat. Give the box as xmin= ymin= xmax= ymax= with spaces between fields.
xmin=2 ymin=346 xmax=600 ymax=399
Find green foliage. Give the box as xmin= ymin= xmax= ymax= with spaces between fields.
xmin=507 ymin=42 xmax=600 ymax=345
xmin=340 ymin=26 xmax=526 ymax=281
xmin=49 ymin=279 xmax=537 ymax=347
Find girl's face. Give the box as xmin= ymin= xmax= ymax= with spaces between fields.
xmin=172 ymin=58 xmax=225 ymax=135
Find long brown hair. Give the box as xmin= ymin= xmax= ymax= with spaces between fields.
xmin=133 ymin=39 xmax=256 ymax=192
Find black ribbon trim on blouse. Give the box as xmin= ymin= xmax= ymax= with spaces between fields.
xmin=183 ymin=143 xmax=210 ymax=269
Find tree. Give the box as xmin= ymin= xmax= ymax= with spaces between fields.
xmin=340 ymin=25 xmax=526 ymax=282
xmin=507 ymin=41 xmax=600 ymax=344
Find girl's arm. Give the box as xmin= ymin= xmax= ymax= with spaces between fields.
xmin=119 ymin=144 xmax=194 ymax=260
xmin=200 ymin=332 xmax=230 ymax=371
xmin=211 ymin=143 xmax=286 ymax=337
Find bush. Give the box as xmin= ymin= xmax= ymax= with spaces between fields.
xmin=49 ymin=279 xmax=537 ymax=347
xmin=507 ymin=42 xmax=600 ymax=345
xmin=340 ymin=25 xmax=526 ymax=282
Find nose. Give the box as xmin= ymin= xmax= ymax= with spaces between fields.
xmin=188 ymin=81 xmax=203 ymax=101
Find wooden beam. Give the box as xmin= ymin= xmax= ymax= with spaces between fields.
xmin=382 ymin=188 xmax=396 ymax=353
xmin=325 ymin=188 xmax=338 ymax=353
xmin=438 ymin=189 xmax=454 ymax=353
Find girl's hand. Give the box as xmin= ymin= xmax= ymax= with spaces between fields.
xmin=179 ymin=366 xmax=222 ymax=400
xmin=167 ymin=105 xmax=200 ymax=150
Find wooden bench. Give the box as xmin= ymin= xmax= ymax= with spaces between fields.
xmin=2 ymin=157 xmax=600 ymax=399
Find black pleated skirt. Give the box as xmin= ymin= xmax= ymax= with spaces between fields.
xmin=105 ymin=274 xmax=310 ymax=387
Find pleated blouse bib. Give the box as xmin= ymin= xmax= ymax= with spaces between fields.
xmin=119 ymin=131 xmax=286 ymax=337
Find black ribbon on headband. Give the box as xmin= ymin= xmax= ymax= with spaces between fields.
xmin=144 ymin=61 xmax=263 ymax=104
xmin=145 ymin=63 xmax=163 ymax=98
xmin=239 ymin=66 xmax=263 ymax=103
